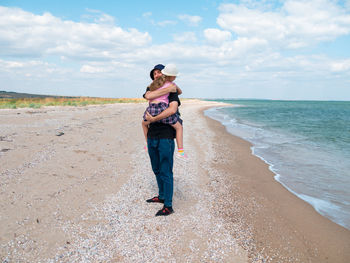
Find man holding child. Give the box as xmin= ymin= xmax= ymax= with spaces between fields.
xmin=143 ymin=64 xmax=181 ymax=216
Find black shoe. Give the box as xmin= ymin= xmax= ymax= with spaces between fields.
xmin=155 ymin=206 xmax=174 ymax=216
xmin=146 ymin=196 xmax=164 ymax=203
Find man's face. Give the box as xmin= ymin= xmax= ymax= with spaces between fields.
xmin=153 ymin=69 xmax=162 ymax=80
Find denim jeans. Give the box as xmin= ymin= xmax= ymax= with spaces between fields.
xmin=147 ymin=138 xmax=175 ymax=207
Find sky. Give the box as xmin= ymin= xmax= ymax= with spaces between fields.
xmin=1 ymin=0 xmax=350 ymax=100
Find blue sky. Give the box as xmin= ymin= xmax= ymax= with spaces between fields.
xmin=1 ymin=0 xmax=350 ymax=100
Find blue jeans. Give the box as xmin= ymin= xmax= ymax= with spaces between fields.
xmin=147 ymin=138 xmax=175 ymax=207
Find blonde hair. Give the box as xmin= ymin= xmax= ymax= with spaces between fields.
xmin=148 ymin=75 xmax=173 ymax=91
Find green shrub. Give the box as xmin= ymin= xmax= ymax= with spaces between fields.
xmin=29 ymin=103 xmax=41 ymax=108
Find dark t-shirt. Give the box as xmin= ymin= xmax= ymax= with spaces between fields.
xmin=143 ymin=88 xmax=181 ymax=139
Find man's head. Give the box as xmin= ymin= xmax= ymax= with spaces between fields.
xmin=150 ymin=64 xmax=165 ymax=80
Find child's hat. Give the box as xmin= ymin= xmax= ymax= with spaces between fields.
xmin=161 ymin=64 xmax=179 ymax=77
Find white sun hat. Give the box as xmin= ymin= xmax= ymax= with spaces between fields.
xmin=161 ymin=63 xmax=179 ymax=77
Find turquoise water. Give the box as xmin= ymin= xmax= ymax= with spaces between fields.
xmin=205 ymin=100 xmax=350 ymax=230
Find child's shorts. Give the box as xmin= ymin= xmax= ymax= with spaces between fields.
xmin=143 ymin=102 xmax=182 ymax=125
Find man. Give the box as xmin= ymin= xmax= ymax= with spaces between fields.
xmin=143 ymin=64 xmax=180 ymax=216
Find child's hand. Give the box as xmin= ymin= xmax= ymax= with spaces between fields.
xmin=168 ymin=83 xmax=177 ymax=93
xmin=176 ymin=85 xmax=182 ymax=95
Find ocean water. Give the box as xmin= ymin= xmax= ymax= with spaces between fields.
xmin=204 ymin=100 xmax=350 ymax=230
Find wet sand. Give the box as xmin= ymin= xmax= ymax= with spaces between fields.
xmin=201 ymin=105 xmax=350 ymax=262
xmin=0 ymin=100 xmax=349 ymax=262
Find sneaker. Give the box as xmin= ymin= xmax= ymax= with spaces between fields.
xmin=176 ymin=152 xmax=188 ymax=158
xmin=155 ymin=206 xmax=174 ymax=216
xmin=146 ymin=196 xmax=164 ymax=203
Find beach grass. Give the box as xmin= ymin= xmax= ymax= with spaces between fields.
xmin=0 ymin=97 xmax=145 ymax=109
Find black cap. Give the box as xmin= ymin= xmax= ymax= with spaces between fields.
xmin=150 ymin=64 xmax=165 ymax=80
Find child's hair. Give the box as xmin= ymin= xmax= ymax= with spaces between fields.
xmin=148 ymin=75 xmax=173 ymax=91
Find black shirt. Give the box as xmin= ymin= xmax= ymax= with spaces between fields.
xmin=143 ymin=88 xmax=181 ymax=139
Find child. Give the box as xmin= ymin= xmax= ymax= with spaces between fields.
xmin=142 ymin=64 xmax=186 ymax=157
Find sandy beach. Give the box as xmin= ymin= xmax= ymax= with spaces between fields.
xmin=1 ymin=100 xmax=349 ymax=262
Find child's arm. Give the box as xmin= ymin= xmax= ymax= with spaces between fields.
xmin=144 ymin=83 xmax=177 ymax=100
xmin=176 ymin=86 xmax=182 ymax=95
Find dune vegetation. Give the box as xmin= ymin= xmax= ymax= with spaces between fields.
xmin=0 ymin=97 xmax=145 ymax=109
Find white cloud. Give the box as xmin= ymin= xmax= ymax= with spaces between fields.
xmin=80 ymin=65 xmax=107 ymax=73
xmin=204 ymin=28 xmax=232 ymax=45
xmin=0 ymin=58 xmax=70 ymax=80
xmin=0 ymin=6 xmax=151 ymax=60
xmin=178 ymin=14 xmax=202 ymax=26
xmin=157 ymin=20 xmax=177 ymax=27
xmin=83 ymin=9 xmax=115 ymax=24
xmin=346 ymin=0 xmax=350 ymax=11
xmin=142 ymin=12 xmax=177 ymax=27
xmin=4 ymin=61 xmax=25 ymax=68
xmin=217 ymin=0 xmax=350 ymax=49
xmin=96 ymin=13 xmax=115 ymax=24
xmin=173 ymin=32 xmax=197 ymax=43
xmin=142 ymin=12 xmax=152 ymax=18
xmin=330 ymin=59 xmax=350 ymax=72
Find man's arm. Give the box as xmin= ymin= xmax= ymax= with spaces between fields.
xmin=145 ymin=101 xmax=179 ymax=122
xmin=144 ymin=84 xmax=177 ymax=100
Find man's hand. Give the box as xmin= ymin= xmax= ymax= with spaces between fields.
xmin=145 ymin=112 xmax=155 ymax=123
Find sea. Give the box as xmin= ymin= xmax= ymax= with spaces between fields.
xmin=204 ymin=99 xmax=350 ymax=230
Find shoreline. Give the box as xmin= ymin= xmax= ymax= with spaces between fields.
xmin=204 ymin=103 xmax=350 ymax=231
xmin=200 ymin=102 xmax=350 ymax=262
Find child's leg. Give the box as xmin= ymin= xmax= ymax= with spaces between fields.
xmin=141 ymin=120 xmax=149 ymax=143
xmin=171 ymin=122 xmax=183 ymax=149
xmin=171 ymin=122 xmax=187 ymax=157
